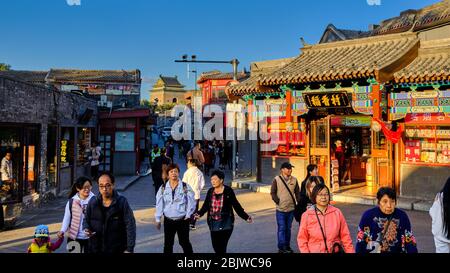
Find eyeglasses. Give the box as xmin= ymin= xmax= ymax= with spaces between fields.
xmin=99 ymin=184 xmax=112 ymax=190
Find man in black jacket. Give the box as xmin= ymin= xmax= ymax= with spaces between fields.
xmin=83 ymin=172 xmax=136 ymax=253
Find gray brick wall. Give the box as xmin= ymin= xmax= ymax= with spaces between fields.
xmin=0 ymin=76 xmax=98 ymax=209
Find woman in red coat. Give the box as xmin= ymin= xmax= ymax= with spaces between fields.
xmin=297 ymin=183 xmax=354 ymax=253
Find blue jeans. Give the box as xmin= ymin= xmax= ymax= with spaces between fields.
xmin=276 ymin=210 xmax=294 ymax=250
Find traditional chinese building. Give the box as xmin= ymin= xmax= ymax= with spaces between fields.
xmin=44 ymin=69 xmax=150 ymax=176
xmin=226 ymin=0 xmax=450 ymax=201
xmin=150 ymin=75 xmax=187 ymax=105
xmin=0 ymin=73 xmax=98 ymax=226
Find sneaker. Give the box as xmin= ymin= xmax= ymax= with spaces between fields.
xmin=285 ymin=247 xmax=294 ymax=253
xmin=190 ymin=225 xmax=197 ymax=230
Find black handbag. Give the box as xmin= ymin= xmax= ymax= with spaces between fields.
xmin=210 ymin=215 xmax=233 ymax=232
xmin=278 ymin=176 xmax=302 ymax=222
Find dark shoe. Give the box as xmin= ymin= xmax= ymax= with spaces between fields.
xmin=190 ymin=225 xmax=197 ymax=230
xmin=285 ymin=247 xmax=294 ymax=253
xmin=278 ymin=249 xmax=288 ymax=253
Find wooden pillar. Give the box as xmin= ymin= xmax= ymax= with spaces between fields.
xmin=371 ymin=84 xmax=382 ymax=120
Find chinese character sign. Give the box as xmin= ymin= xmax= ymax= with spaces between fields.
xmin=303 ymin=93 xmax=349 ymax=108
xmin=61 ymin=140 xmax=68 ymax=163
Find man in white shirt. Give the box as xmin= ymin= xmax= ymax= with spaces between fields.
xmin=182 ymin=159 xmax=205 ymax=230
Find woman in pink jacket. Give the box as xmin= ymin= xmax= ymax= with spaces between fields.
xmin=297 ymin=183 xmax=354 ymax=253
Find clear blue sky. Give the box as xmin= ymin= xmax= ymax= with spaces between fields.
xmin=0 ymin=0 xmax=438 ymax=100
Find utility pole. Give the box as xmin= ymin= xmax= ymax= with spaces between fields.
xmin=175 ymin=55 xmax=240 ymax=180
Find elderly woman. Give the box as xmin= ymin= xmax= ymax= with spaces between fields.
xmin=356 ymin=187 xmax=418 ymax=253
xmin=195 ymin=170 xmax=252 ymax=253
xmin=297 ymin=184 xmax=354 ymax=253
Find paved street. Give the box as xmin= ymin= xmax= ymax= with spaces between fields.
xmin=0 ymin=172 xmax=436 ymax=253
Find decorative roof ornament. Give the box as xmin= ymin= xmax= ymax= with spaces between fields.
xmin=432 ymin=83 xmax=441 ymax=91
xmin=409 ymin=84 xmax=418 ymax=92
xmin=367 ymin=78 xmax=378 ymax=86
xmin=335 ymin=82 xmax=342 ymax=91
xmin=319 ymin=84 xmax=326 ymax=91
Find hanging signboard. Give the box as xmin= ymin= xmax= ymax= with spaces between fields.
xmin=405 ymin=113 xmax=450 ymax=124
xmin=303 ymin=92 xmax=350 ymax=108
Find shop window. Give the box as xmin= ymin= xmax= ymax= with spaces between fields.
xmin=0 ymin=127 xmax=21 ymax=203
xmin=23 ymin=128 xmax=39 ymax=196
xmin=310 ymin=120 xmax=328 ymax=149
xmin=403 ymin=126 xmax=450 ymax=164
xmin=115 ymin=131 xmax=135 ymax=152
xmin=373 ymin=130 xmax=387 ymax=150
xmin=77 ymin=128 xmax=92 ymax=165
xmin=116 ymin=119 xmax=136 ymax=129
xmin=261 ymin=117 xmax=307 ymax=157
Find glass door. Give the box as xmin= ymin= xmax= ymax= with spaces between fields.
xmin=309 ymin=117 xmax=331 ymax=187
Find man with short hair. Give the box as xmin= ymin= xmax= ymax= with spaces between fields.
xmin=270 ymin=162 xmax=300 ymax=253
xmin=1 ymin=152 xmax=14 ymax=230
xmin=182 ymin=159 xmax=205 ymax=230
xmin=83 ymin=172 xmax=136 ymax=253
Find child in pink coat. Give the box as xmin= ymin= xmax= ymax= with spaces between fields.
xmin=297 ymin=184 xmax=354 ymax=253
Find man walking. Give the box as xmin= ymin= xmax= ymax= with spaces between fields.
xmin=151 ymin=148 xmax=172 ymax=196
xmin=1 ymin=152 xmax=14 ymax=230
xmin=270 ymin=162 xmax=300 ymax=253
xmin=187 ymin=142 xmax=205 ymax=168
xmin=182 ymin=159 xmax=205 ymax=230
xmin=83 ymin=172 xmax=136 ymax=253
xmin=155 ymin=164 xmax=196 ymax=253
xmin=90 ymin=141 xmax=101 ymax=182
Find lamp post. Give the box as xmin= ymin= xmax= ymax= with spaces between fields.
xmin=175 ymin=55 xmax=239 ymax=180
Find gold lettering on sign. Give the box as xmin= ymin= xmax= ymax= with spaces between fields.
xmin=410 ymin=91 xmax=439 ymax=99
xmin=410 ymin=106 xmax=439 ymax=113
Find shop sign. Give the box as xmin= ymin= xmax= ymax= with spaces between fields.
xmin=61 ymin=140 xmax=68 ymax=163
xmin=405 ymin=113 xmax=450 ymax=124
xmin=331 ymin=116 xmax=372 ymax=127
xmin=303 ymin=92 xmax=349 ymax=108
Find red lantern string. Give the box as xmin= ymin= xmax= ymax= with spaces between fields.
xmin=373 ymin=118 xmax=404 ymax=144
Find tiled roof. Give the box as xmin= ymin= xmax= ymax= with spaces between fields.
xmin=227 ymin=58 xmax=294 ymax=96
xmin=46 ymin=69 xmax=141 ymax=83
xmin=394 ymin=38 xmax=450 ymax=83
xmin=160 ymin=75 xmax=184 ymax=87
xmin=372 ymin=0 xmax=450 ymax=36
xmin=319 ymin=24 xmax=371 ymax=44
xmin=197 ymin=71 xmax=249 ymax=83
xmin=259 ymin=32 xmax=419 ymax=86
xmin=0 ymin=70 xmax=48 ymax=85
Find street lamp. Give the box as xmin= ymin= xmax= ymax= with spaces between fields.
xmin=175 ymin=55 xmax=240 ymax=180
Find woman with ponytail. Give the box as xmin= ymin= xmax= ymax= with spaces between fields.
xmin=58 ymin=176 xmax=95 ymax=253
xmin=430 ymin=177 xmax=450 ymax=253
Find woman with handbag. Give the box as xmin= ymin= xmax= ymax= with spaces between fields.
xmin=194 ymin=170 xmax=252 ymax=253
xmin=297 ymin=183 xmax=354 ymax=253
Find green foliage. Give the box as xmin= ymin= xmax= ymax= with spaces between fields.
xmin=0 ymin=63 xmax=11 ymax=71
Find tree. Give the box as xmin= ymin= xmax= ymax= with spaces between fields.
xmin=0 ymin=63 xmax=11 ymax=71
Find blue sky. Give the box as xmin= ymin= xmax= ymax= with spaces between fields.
xmin=0 ymin=0 xmax=438 ymax=100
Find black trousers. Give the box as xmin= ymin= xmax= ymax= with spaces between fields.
xmin=211 ymin=229 xmax=233 ymax=254
xmin=163 ymin=217 xmax=193 ymax=254
xmin=67 ymin=238 xmax=89 ymax=253
xmin=153 ymin=175 xmax=164 ymax=196
xmin=91 ymin=165 xmax=99 ymax=182
xmin=190 ymin=200 xmax=200 ymax=227
xmin=0 ymin=203 xmax=4 ymax=229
